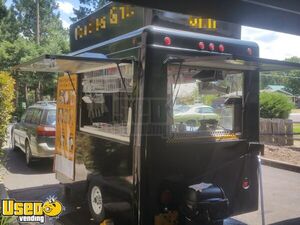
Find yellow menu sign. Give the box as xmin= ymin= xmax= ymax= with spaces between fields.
xmin=55 ymin=74 xmax=77 ymax=180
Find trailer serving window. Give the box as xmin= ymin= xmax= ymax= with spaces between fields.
xmin=167 ymin=62 xmax=243 ymax=140
xmin=12 ymin=54 xmax=134 ymax=144
xmin=166 ymin=55 xmax=300 ymax=141
xmin=79 ymin=63 xmax=134 ymax=143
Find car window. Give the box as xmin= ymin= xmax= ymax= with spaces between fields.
xmin=199 ymin=107 xmax=214 ymax=113
xmin=31 ymin=109 xmax=43 ymax=124
xmin=45 ymin=110 xmax=56 ymax=126
xmin=24 ymin=109 xmax=34 ymax=123
xmin=20 ymin=112 xmax=26 ymax=123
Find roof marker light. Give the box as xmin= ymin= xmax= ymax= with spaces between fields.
xmin=164 ymin=37 xmax=172 ymax=46
xmin=219 ymin=44 xmax=225 ymax=52
xmin=242 ymin=177 xmax=250 ymax=190
xmin=247 ymin=47 xmax=253 ymax=56
xmin=198 ymin=41 xmax=205 ymax=50
xmin=208 ymin=43 xmax=215 ymax=51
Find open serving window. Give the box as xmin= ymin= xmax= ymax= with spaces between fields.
xmin=166 ymin=55 xmax=300 ymax=141
xmin=14 ymin=54 xmax=134 ymax=144
xmin=79 ymin=62 xmax=134 ymax=143
xmin=13 ymin=54 xmax=134 ymax=180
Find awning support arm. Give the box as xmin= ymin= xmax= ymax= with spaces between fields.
xmin=67 ymin=72 xmax=76 ymax=94
xmin=117 ymin=63 xmax=130 ymax=100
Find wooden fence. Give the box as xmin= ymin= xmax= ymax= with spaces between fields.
xmin=260 ymin=118 xmax=293 ymax=146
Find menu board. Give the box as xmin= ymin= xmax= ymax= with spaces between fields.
xmin=54 ymin=74 xmax=78 ymax=180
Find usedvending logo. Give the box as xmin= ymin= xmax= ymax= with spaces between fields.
xmin=1 ymin=196 xmax=63 ymax=223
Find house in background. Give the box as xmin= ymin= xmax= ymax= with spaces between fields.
xmin=262 ymin=85 xmax=299 ymax=107
xmin=264 ymin=85 xmax=293 ymax=96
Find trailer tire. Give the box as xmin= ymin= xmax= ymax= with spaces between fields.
xmin=88 ymin=180 xmax=105 ymax=223
xmin=212 ymin=220 xmax=223 ymax=225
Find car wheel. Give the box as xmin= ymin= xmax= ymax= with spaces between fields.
xmin=87 ymin=180 xmax=105 ymax=223
xmin=25 ymin=141 xmax=33 ymax=166
xmin=11 ymin=132 xmax=16 ymax=151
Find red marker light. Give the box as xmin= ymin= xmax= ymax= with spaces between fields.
xmin=208 ymin=43 xmax=215 ymax=51
xmin=219 ymin=44 xmax=225 ymax=52
xmin=160 ymin=190 xmax=172 ymax=205
xmin=242 ymin=178 xmax=250 ymax=190
xmin=247 ymin=47 xmax=253 ymax=56
xmin=198 ymin=41 xmax=205 ymax=50
xmin=164 ymin=36 xmax=172 ymax=46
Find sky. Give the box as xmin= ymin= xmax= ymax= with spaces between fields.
xmin=5 ymin=0 xmax=300 ymax=60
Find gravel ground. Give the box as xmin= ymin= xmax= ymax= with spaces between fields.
xmin=264 ymin=144 xmax=300 ymax=166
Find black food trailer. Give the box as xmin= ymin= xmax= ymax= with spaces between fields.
xmin=13 ymin=2 xmax=300 ymax=225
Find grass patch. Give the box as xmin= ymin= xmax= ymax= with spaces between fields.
xmin=293 ymin=123 xmax=300 ymax=134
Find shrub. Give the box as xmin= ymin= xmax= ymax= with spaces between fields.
xmin=0 ymin=71 xmax=15 ymax=147
xmin=260 ymin=92 xmax=294 ymax=119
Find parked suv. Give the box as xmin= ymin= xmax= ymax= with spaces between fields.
xmin=11 ymin=101 xmax=56 ymax=166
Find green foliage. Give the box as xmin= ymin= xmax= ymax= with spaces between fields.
xmin=0 ymin=0 xmax=7 ymax=20
xmin=71 ymin=0 xmax=109 ymax=22
xmin=0 ymin=0 xmax=69 ymax=117
xmin=0 ymin=7 xmax=19 ymax=42
xmin=260 ymin=57 xmax=300 ymax=96
xmin=13 ymin=0 xmax=60 ymax=42
xmin=260 ymin=92 xmax=294 ymax=119
xmin=293 ymin=123 xmax=300 ymax=134
xmin=201 ymin=95 xmax=218 ymax=106
xmin=283 ymin=56 xmax=300 ymax=95
xmin=260 ymin=71 xmax=287 ymax=90
xmin=0 ymin=214 xmax=17 ymax=225
xmin=0 ymin=72 xmax=15 ymax=147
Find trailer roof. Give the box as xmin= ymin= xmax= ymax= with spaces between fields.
xmin=114 ymin=0 xmax=300 ymax=36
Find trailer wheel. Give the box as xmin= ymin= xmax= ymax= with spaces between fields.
xmin=212 ymin=220 xmax=223 ymax=225
xmin=88 ymin=180 xmax=105 ymax=223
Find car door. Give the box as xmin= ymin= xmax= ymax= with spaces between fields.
xmin=19 ymin=108 xmax=34 ymax=151
xmin=27 ymin=108 xmax=43 ymax=154
xmin=13 ymin=111 xmax=27 ymax=148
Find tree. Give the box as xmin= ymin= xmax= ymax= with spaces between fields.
xmin=71 ymin=0 xmax=109 ymax=22
xmin=0 ymin=7 xmax=19 ymax=42
xmin=0 ymin=71 xmax=15 ymax=147
xmin=0 ymin=0 xmax=7 ymax=20
xmin=284 ymin=56 xmax=300 ymax=96
xmin=260 ymin=71 xmax=287 ymax=90
xmin=12 ymin=0 xmax=61 ymax=43
xmin=260 ymin=92 xmax=294 ymax=119
xmin=0 ymin=0 xmax=69 ymax=117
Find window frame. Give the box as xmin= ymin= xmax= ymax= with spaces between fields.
xmin=166 ymin=61 xmax=245 ymax=141
xmin=24 ymin=109 xmax=34 ymax=124
xmin=78 ymin=62 xmax=134 ymax=143
xmin=30 ymin=108 xmax=43 ymax=125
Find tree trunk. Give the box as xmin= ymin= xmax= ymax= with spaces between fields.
xmin=24 ymin=84 xmax=28 ymax=107
xmin=36 ymin=0 xmax=40 ymax=45
xmin=36 ymin=80 xmax=41 ymax=101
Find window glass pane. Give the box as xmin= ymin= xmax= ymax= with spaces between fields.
xmin=31 ymin=109 xmax=42 ymax=124
xmin=25 ymin=109 xmax=34 ymax=123
xmin=45 ymin=110 xmax=56 ymax=126
xmin=167 ymin=64 xmax=243 ymax=140
xmin=80 ymin=63 xmax=133 ymax=142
